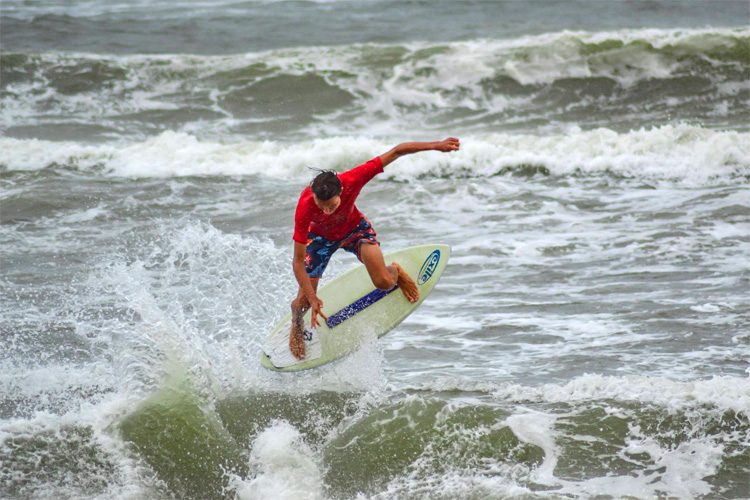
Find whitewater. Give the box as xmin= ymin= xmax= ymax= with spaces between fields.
xmin=1 ymin=1 xmax=749 ymax=499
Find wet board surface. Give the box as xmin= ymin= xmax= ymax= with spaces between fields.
xmin=261 ymin=244 xmax=450 ymax=372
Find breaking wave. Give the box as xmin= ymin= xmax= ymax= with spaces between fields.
xmin=2 ymin=28 xmax=748 ymax=139
xmin=1 ymin=125 xmax=747 ymax=184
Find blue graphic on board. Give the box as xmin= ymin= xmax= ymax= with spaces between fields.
xmin=418 ymin=250 xmax=441 ymax=285
xmin=324 ymin=249 xmax=441 ymax=329
xmin=326 ymin=286 xmax=399 ymax=329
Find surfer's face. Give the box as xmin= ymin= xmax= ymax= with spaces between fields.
xmin=313 ymin=194 xmax=341 ymax=215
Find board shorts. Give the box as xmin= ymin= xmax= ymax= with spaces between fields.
xmin=305 ymin=217 xmax=379 ymax=279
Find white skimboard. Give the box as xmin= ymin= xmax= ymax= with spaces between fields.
xmin=261 ymin=244 xmax=450 ymax=372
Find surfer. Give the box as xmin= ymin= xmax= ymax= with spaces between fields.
xmin=289 ymin=138 xmax=460 ymax=359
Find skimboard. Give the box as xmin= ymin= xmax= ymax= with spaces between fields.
xmin=261 ymin=244 xmax=450 ymax=372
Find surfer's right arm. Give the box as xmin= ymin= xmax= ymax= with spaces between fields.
xmin=292 ymin=241 xmax=327 ymax=328
xmin=378 ymin=137 xmax=460 ymax=167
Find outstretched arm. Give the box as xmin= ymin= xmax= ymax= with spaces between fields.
xmin=379 ymin=137 xmax=460 ymax=168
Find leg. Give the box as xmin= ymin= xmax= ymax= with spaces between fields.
xmin=289 ymin=233 xmax=338 ymax=360
xmin=289 ymin=279 xmax=319 ymax=360
xmin=359 ymin=242 xmax=419 ymax=303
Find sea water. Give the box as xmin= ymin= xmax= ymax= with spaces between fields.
xmin=1 ymin=1 xmax=748 ymax=499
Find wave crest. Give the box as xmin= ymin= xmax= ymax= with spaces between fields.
xmin=2 ymin=28 xmax=747 ymax=140
xmin=1 ymin=125 xmax=747 ymax=185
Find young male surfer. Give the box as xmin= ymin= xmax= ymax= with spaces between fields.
xmin=290 ymin=138 xmax=460 ymax=359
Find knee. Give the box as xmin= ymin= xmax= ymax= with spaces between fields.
xmin=372 ymin=274 xmax=396 ymax=291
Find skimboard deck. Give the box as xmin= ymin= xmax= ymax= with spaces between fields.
xmin=260 ymin=244 xmax=450 ymax=372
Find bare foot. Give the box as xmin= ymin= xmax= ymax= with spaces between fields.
xmin=392 ymin=262 xmax=420 ymax=303
xmin=289 ymin=324 xmax=306 ymax=360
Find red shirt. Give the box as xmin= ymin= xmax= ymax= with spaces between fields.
xmin=293 ymin=157 xmax=384 ymax=243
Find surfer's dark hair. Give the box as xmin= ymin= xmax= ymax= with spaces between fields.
xmin=310 ymin=169 xmax=342 ymax=201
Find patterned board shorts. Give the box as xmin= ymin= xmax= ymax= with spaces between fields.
xmin=305 ymin=217 xmax=379 ymax=279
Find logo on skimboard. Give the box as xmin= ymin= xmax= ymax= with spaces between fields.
xmin=418 ymin=250 xmax=441 ymax=285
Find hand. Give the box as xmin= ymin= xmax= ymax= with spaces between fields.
xmin=310 ymin=296 xmax=328 ymax=329
xmin=435 ymin=137 xmax=460 ymax=152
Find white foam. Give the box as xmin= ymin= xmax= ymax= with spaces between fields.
xmin=623 ymin=424 xmax=724 ymax=498
xmin=707 ymin=220 xmax=750 ymax=240
xmin=230 ymin=421 xmax=324 ymax=500
xmin=412 ymin=375 xmax=745 ymax=500
xmin=1 ymin=125 xmax=747 ymax=184
xmin=504 ymin=411 xmax=559 ymax=486
xmin=525 ymin=419 xmax=728 ymax=499
xmin=410 ymin=373 xmax=750 ymax=417
xmin=367 ymin=472 xmax=536 ymax=500
xmin=0 ymin=390 xmax=157 ymax=500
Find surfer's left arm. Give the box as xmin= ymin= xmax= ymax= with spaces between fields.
xmin=378 ymin=137 xmax=460 ymax=168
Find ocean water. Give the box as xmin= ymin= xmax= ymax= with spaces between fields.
xmin=1 ymin=1 xmax=749 ymax=499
